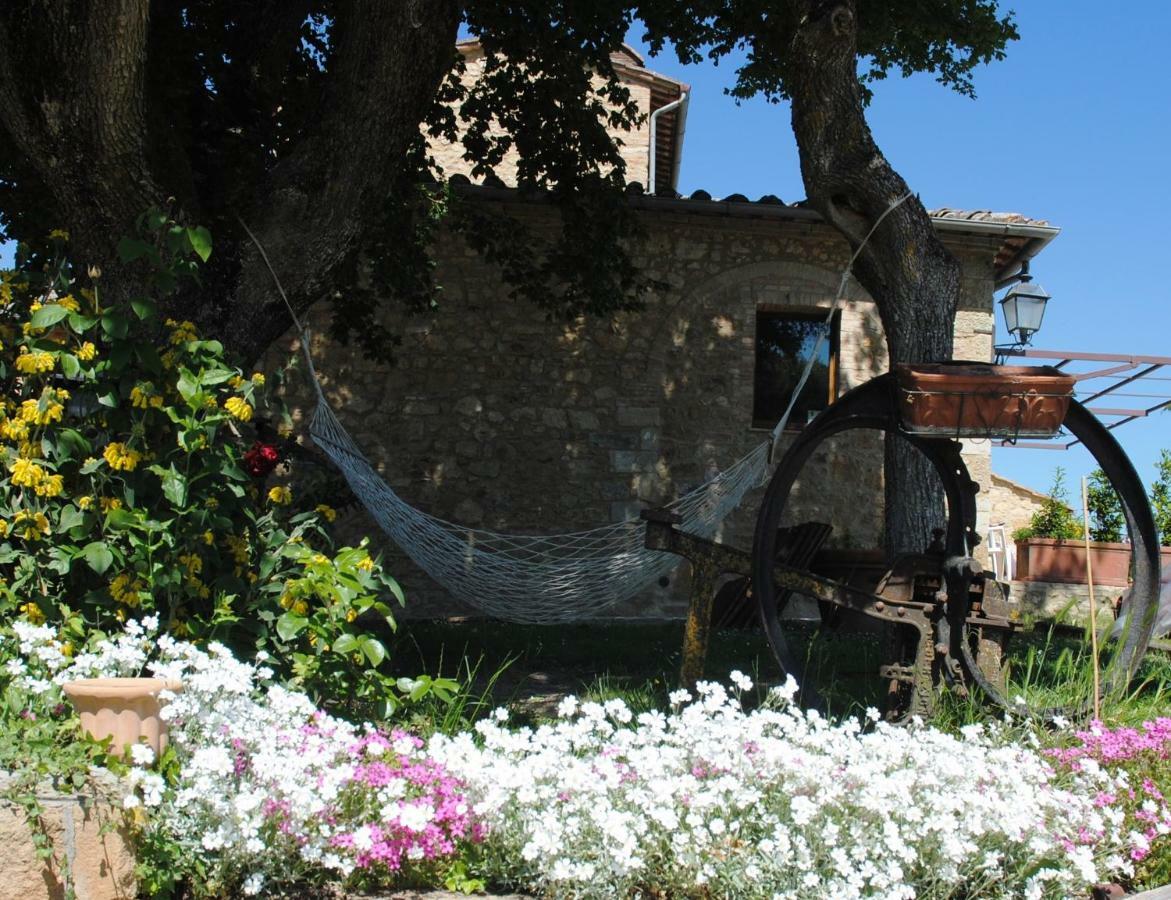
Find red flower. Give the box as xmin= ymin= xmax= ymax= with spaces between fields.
xmin=243 ymin=441 xmax=281 ymax=478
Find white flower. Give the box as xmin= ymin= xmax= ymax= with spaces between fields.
xmin=129 ymin=742 xmax=156 ymax=766
xmin=729 ymin=670 xmax=753 ymax=692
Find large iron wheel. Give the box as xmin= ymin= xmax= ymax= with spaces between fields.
xmin=751 ymin=373 xmax=1161 ymax=720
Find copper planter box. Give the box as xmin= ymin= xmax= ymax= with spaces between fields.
xmin=896 ymin=362 xmax=1075 ymax=439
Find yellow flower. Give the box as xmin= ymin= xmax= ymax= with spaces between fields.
xmin=14 ymin=349 xmax=54 ymax=375
xmin=309 ymin=553 xmax=329 ymax=566
xmin=202 ymin=530 xmax=215 ymax=546
xmin=345 ymin=608 xmax=358 ymax=623
xmin=0 ymin=519 xmax=7 ymax=537
xmin=267 ymin=485 xmax=292 ymax=505
xmin=12 ymin=509 xmax=50 ymax=540
xmin=56 ymin=295 xmax=80 ymax=313
xmin=1 ymin=418 xmax=29 ymax=441
xmin=19 ymin=398 xmax=64 ymax=426
xmin=292 ymin=600 xmax=309 ymax=616
xmin=205 ymin=496 xmax=219 ymax=510
xmin=250 ymin=373 xmax=265 ymax=386
xmin=160 ymin=350 xmax=177 ymax=369
xmin=99 ymin=497 xmax=123 ymax=513
xmin=77 ymin=496 xmax=95 ymax=510
xmin=48 ymin=229 xmax=69 ymax=241
xmin=315 ymin=504 xmax=337 ymax=523
xmin=10 ymin=457 xmax=45 ymax=488
xmin=34 ymin=474 xmax=64 ymax=498
xmin=110 ymin=572 xmax=147 ymax=606
xmin=103 ymin=442 xmax=141 ymax=471
xmin=167 ymin=319 xmax=198 ymax=345
xmin=227 ymin=375 xmax=244 ymax=389
xmin=356 ymin=556 xmax=375 ymax=573
xmin=60 ymin=641 xmax=74 ymax=658
xmin=178 ymin=553 xmax=203 ymax=577
xmin=224 ymin=396 xmax=253 ymax=422
xmin=279 ymin=592 xmax=293 ymax=610
xmin=76 ymin=341 xmax=97 ymax=362
xmin=224 ymin=533 xmax=250 ymax=564
xmin=130 ymin=385 xmax=151 ymax=409
xmin=19 ymin=601 xmax=45 ymax=624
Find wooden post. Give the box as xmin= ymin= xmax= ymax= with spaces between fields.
xmin=1081 ymin=476 xmax=1102 ymax=720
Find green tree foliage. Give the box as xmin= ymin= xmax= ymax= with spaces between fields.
xmin=1013 ymin=467 xmax=1084 ymax=542
xmin=1086 ymin=468 xmax=1125 ymax=544
xmin=0 ymin=1 xmax=1017 ymax=364
xmin=1152 ymin=449 xmax=1171 ymax=547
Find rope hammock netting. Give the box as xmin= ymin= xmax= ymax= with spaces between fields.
xmin=244 ymin=196 xmax=911 ymax=623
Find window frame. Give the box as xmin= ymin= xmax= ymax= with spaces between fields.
xmin=751 ymin=306 xmax=841 ymax=432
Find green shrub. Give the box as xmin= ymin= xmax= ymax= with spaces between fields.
xmin=1012 ymin=466 xmax=1084 ymax=542
xmin=1152 ymin=449 xmax=1171 ymax=548
xmin=1086 ymin=468 xmax=1125 ymax=543
xmin=0 ymin=217 xmax=418 ymax=717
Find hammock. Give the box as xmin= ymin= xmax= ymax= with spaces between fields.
xmin=309 ymin=389 xmax=772 ymax=623
xmin=245 ymin=194 xmax=908 ymax=623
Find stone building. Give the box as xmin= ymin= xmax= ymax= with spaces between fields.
xmin=286 ymin=43 xmax=1060 ymax=619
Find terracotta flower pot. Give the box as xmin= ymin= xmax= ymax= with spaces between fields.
xmin=1015 ymin=538 xmax=1132 ymax=587
xmin=895 ymin=362 xmax=1075 ymax=439
xmin=62 ymin=677 xmax=181 ymax=758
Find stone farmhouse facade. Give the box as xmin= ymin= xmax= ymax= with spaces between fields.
xmin=286 ymin=43 xmax=1061 ymax=619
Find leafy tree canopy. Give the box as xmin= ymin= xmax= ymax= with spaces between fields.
xmin=0 ymin=0 xmax=1016 ymax=364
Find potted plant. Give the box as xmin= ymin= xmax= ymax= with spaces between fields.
xmin=1013 ymin=467 xmax=1131 ymax=586
xmin=62 ymin=677 xmax=181 ymax=758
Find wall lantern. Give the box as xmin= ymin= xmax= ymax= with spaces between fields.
xmin=996 ymin=262 xmax=1050 ymax=361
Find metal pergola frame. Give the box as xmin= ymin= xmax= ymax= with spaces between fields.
xmin=994 ymin=348 xmax=1171 ymax=450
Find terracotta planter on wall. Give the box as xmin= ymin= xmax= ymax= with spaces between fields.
xmin=1015 ymin=538 xmax=1132 ymax=586
xmin=895 ymin=363 xmax=1075 ymax=439
xmin=62 ymin=677 xmax=180 ymax=758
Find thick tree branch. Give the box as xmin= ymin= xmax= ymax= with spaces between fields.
xmin=222 ymin=0 xmax=461 ymax=361
xmin=0 ymin=1 xmax=162 ymax=275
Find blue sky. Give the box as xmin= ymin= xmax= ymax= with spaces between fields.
xmin=3 ymin=3 xmax=1167 ymax=501
xmin=622 ymin=3 xmax=1171 ymax=503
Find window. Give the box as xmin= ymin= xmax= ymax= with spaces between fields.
xmin=753 ymin=309 xmax=839 ymax=429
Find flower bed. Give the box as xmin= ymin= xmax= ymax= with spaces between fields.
xmin=10 ymin=618 xmax=1170 ymax=898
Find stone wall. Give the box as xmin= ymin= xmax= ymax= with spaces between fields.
xmin=988 ymin=473 xmax=1051 ymax=541
xmin=278 ymin=199 xmax=1001 ymax=619
xmin=428 ymin=44 xmax=660 ymax=190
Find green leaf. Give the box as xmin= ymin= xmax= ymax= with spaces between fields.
xmin=60 ymin=353 xmax=80 ymax=378
xmin=117 ymin=237 xmax=150 ymax=263
xmin=67 ymin=313 xmax=99 ymax=334
xmin=79 ymin=456 xmax=103 ymax=475
xmin=275 ymin=613 xmax=308 ymax=642
xmin=360 ymin=637 xmax=386 ymax=668
xmin=187 ymin=226 xmax=212 ymax=262
xmin=175 ymin=369 xmax=199 ymax=401
xmin=150 ymin=464 xmax=188 ymax=507
xmin=100 ymin=311 xmax=129 ymax=339
xmin=82 ymin=541 xmax=114 ymax=575
xmin=56 ymin=505 xmax=85 ymax=533
xmin=200 ymin=367 xmax=237 ymax=386
xmin=331 ymin=634 xmax=359 ymax=656
xmin=130 ymin=297 xmax=157 ymax=320
xmin=30 ymin=305 xmax=70 ymax=329
xmin=96 ymin=391 xmax=118 ymax=408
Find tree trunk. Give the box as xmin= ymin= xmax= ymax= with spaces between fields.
xmin=786 ymin=0 xmax=961 ymax=557
xmin=0 ymin=1 xmax=461 ymax=363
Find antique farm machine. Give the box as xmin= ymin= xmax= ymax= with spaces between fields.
xmin=643 ymin=363 xmax=1163 ymax=720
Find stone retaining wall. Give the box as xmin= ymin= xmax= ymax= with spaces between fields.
xmin=0 ymin=770 xmax=135 ymax=900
